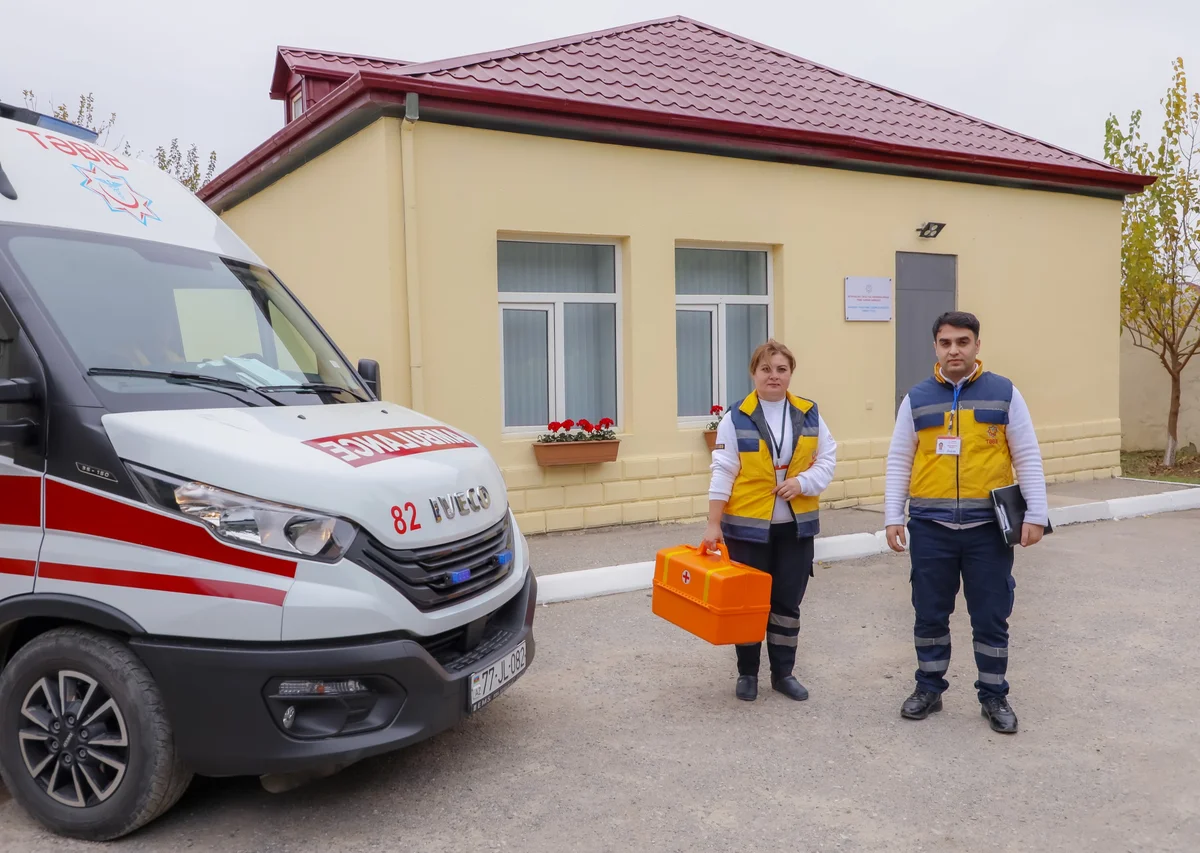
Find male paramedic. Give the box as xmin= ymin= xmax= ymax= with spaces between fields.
xmin=884 ymin=311 xmax=1047 ymax=734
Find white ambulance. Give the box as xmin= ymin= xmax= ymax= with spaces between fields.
xmin=0 ymin=103 xmax=536 ymax=840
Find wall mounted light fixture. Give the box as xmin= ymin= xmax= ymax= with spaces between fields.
xmin=917 ymin=222 xmax=946 ymax=238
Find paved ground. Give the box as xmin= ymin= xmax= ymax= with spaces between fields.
xmin=3 ymin=509 xmax=1199 ymax=852
xmin=527 ymin=478 xmax=1196 ymax=575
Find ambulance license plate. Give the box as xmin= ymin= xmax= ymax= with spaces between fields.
xmin=468 ymin=641 xmax=526 ymax=713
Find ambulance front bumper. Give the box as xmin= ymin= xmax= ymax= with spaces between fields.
xmin=129 ymin=571 xmax=537 ymax=777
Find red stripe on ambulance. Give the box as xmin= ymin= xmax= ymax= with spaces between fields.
xmin=305 ymin=426 xmax=477 ymax=467
xmin=38 ymin=563 xmax=287 ymax=607
xmin=0 ymin=558 xmax=36 ymax=577
xmin=44 ymin=480 xmax=297 ymax=579
xmin=0 ymin=475 xmax=41 ymax=528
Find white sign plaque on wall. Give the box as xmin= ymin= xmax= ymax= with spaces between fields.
xmin=844 ymin=276 xmax=893 ymax=321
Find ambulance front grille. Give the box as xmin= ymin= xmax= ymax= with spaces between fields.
xmin=345 ymin=515 xmax=514 ymax=611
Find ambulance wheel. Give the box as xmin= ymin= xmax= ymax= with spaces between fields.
xmin=0 ymin=627 xmax=193 ymax=841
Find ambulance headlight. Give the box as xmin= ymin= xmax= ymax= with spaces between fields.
xmin=127 ymin=464 xmax=358 ymax=561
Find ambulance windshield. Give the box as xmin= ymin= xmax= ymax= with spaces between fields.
xmin=0 ymin=226 xmax=367 ymax=406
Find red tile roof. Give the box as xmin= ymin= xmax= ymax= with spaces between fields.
xmin=408 ymin=17 xmax=1122 ymax=176
xmin=204 ymin=16 xmax=1153 ymax=207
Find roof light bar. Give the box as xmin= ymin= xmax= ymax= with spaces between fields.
xmin=0 ymin=101 xmax=99 ymax=143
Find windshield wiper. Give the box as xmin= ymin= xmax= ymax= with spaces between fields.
xmin=258 ymin=383 xmax=368 ymax=403
xmin=86 ymin=368 xmax=285 ymax=407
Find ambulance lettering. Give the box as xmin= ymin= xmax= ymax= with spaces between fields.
xmin=304 ymin=426 xmax=477 ymax=467
xmin=15 ymin=126 xmax=129 ymax=170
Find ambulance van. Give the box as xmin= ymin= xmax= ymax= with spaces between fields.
xmin=0 ymin=104 xmax=536 ymax=840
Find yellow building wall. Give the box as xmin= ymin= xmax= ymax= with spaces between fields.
xmin=221 ymin=118 xmax=1126 ymax=535
xmin=411 ymin=123 xmax=1124 ymax=533
xmin=219 ymin=120 xmax=409 ymax=404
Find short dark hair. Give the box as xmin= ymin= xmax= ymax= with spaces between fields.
xmin=932 ymin=311 xmax=980 ymax=340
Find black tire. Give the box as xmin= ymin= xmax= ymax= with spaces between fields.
xmin=0 ymin=627 xmax=193 ymax=841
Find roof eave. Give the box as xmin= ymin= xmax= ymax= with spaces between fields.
xmin=366 ymin=72 xmax=1156 ymax=195
xmin=202 ymin=72 xmax=1154 ymax=210
xmin=201 ymin=75 xmax=398 ymax=210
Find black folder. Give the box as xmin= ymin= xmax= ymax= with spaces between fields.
xmin=990 ymin=484 xmax=1054 ymax=547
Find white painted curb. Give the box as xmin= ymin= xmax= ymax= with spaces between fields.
xmin=536 ymin=561 xmax=654 ymax=604
xmin=534 ymin=486 xmax=1200 ymax=605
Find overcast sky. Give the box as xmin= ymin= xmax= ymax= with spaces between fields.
xmin=4 ymin=0 xmax=1196 ymax=177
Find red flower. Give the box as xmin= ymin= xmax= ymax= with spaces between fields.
xmin=598 ymin=417 xmax=614 ymax=428
xmin=548 ymin=421 xmax=562 ymax=432
xmin=710 ymin=405 xmax=723 ymax=415
xmin=578 ymin=418 xmax=593 ymax=431
xmin=562 ymin=419 xmax=575 ymax=431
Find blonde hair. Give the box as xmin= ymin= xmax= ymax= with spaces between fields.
xmin=749 ymin=339 xmax=796 ymax=374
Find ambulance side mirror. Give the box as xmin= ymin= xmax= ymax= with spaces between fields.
xmin=356 ymin=359 xmax=381 ymax=400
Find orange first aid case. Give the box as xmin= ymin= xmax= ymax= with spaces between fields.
xmin=651 ymin=545 xmax=773 ymax=645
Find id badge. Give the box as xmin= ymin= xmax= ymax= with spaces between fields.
xmin=936 ymin=436 xmax=962 ymax=456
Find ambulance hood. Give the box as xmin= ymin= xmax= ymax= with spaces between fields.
xmin=101 ymin=403 xmax=510 ymax=550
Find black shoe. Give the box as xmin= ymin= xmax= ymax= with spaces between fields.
xmin=981 ymin=696 xmax=1018 ymax=733
xmin=900 ymin=688 xmax=943 ymax=720
xmin=735 ymin=676 xmax=758 ymax=701
xmin=771 ymin=675 xmax=809 ymax=701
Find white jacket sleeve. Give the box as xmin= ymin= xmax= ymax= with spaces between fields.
xmin=1006 ymin=387 xmax=1049 ymax=526
xmin=708 ymin=412 xmax=741 ymax=502
xmin=885 ymin=396 xmax=918 ymax=527
xmin=797 ymin=415 xmax=838 ymax=496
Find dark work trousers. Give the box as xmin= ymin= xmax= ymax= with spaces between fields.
xmin=724 ymin=522 xmax=815 ymax=679
xmin=908 ymin=518 xmax=1016 ymax=701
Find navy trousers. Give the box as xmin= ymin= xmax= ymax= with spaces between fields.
xmin=908 ymin=518 xmax=1016 ymax=701
xmin=725 ymin=522 xmax=814 ymax=678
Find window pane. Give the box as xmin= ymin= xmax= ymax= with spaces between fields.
xmin=563 ymin=303 xmax=617 ymax=422
xmin=676 ymin=248 xmax=767 ymax=296
xmin=726 ymin=304 xmax=768 ymax=405
xmin=502 ymin=309 xmax=550 ymax=427
xmin=676 ymin=310 xmax=714 ymax=417
xmin=498 ymin=242 xmax=615 ymax=294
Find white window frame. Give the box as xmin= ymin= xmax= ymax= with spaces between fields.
xmin=290 ymin=90 xmax=304 ymax=120
xmin=497 ymin=236 xmax=623 ymax=435
xmin=674 ymin=243 xmax=773 ymax=427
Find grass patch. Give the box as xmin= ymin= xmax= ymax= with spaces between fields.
xmin=1121 ymin=448 xmax=1200 ymax=485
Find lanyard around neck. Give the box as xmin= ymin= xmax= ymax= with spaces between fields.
xmin=763 ymin=403 xmax=787 ymax=463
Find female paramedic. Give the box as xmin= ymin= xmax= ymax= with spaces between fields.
xmin=700 ymin=340 xmax=837 ymax=703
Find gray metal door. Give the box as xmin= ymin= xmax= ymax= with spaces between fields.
xmin=895 ymin=252 xmax=956 ymax=411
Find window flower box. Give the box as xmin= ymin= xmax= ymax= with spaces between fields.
xmin=533 ymin=418 xmax=620 ymax=466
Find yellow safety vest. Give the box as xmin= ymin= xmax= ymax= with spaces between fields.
xmin=908 ymin=361 xmax=1015 ymax=525
xmin=722 ymin=391 xmax=821 ymax=541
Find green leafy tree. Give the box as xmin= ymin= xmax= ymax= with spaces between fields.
xmin=153 ymin=139 xmax=218 ymax=194
xmin=20 ymin=89 xmax=217 ymax=193
xmin=1104 ymin=58 xmax=1200 ymax=467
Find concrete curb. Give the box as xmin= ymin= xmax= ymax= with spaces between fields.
xmin=534 ymin=487 xmax=1200 ymax=605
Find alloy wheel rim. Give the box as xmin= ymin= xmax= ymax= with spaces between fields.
xmin=17 ymin=670 xmax=129 ymax=808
